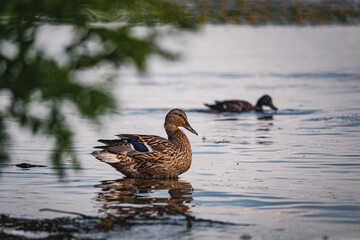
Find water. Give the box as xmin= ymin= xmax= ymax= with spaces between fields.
xmin=1 ymin=25 xmax=360 ymax=239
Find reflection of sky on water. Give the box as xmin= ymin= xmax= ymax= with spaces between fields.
xmin=1 ymin=25 xmax=360 ymax=239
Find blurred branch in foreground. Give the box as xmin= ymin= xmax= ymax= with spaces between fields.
xmin=0 ymin=0 xmax=197 ymax=177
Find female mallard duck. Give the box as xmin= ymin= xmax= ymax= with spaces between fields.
xmin=204 ymin=94 xmax=278 ymax=113
xmin=92 ymin=109 xmax=198 ymax=179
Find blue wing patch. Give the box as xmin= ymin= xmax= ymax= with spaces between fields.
xmin=127 ymin=139 xmax=149 ymax=152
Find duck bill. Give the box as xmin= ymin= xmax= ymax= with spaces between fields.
xmin=184 ymin=123 xmax=198 ymax=135
xmin=269 ymin=102 xmax=278 ymax=110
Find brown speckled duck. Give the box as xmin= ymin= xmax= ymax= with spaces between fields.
xmin=204 ymin=94 xmax=278 ymax=113
xmin=92 ymin=109 xmax=198 ymax=179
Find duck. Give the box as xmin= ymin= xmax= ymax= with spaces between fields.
xmin=204 ymin=94 xmax=278 ymax=113
xmin=92 ymin=109 xmax=198 ymax=179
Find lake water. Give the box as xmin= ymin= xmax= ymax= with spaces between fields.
xmin=1 ymin=25 xmax=360 ymax=239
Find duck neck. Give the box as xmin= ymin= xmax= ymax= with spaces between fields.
xmin=165 ymin=124 xmax=190 ymax=148
xmin=254 ymin=106 xmax=263 ymax=112
xmin=255 ymin=101 xmax=263 ymax=112
xmin=165 ymin=124 xmax=193 ymax=174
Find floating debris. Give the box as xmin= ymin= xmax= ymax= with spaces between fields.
xmin=240 ymin=233 xmax=253 ymax=240
xmin=258 ymin=116 xmax=273 ymax=120
xmin=15 ymin=163 xmax=46 ymax=168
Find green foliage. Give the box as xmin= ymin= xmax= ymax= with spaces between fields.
xmin=0 ymin=0 xmax=196 ymax=177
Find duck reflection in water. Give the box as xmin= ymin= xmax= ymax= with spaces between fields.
xmin=94 ymin=178 xmax=193 ymax=218
xmin=256 ymin=118 xmax=274 ymax=145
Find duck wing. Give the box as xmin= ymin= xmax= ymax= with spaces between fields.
xmin=93 ymin=134 xmax=178 ymax=178
xmin=116 ymin=134 xmax=174 ymax=152
xmin=221 ymin=100 xmax=253 ymax=112
xmin=94 ymin=134 xmax=175 ymax=161
xmin=205 ymin=100 xmax=253 ymax=112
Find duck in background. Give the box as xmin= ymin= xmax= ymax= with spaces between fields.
xmin=204 ymin=94 xmax=278 ymax=113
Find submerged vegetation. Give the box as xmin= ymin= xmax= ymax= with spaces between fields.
xmin=0 ymin=178 xmax=252 ymax=239
xmin=0 ymin=207 xmax=245 ymax=240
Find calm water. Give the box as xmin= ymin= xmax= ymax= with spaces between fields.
xmin=1 ymin=25 xmax=360 ymax=239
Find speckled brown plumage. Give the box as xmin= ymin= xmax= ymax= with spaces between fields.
xmin=92 ymin=109 xmax=198 ymax=179
xmin=204 ymin=94 xmax=278 ymax=113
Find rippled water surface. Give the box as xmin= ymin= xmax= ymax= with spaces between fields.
xmin=1 ymin=25 xmax=360 ymax=239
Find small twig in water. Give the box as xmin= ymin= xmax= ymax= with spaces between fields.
xmin=39 ymin=208 xmax=94 ymax=219
xmin=15 ymin=163 xmax=46 ymax=168
xmin=157 ymin=205 xmax=254 ymax=228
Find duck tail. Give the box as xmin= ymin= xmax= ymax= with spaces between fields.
xmin=205 ymin=102 xmax=224 ymax=112
xmin=204 ymin=103 xmax=216 ymax=110
xmin=92 ymin=151 xmax=120 ymax=164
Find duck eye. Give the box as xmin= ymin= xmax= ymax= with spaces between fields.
xmin=176 ymin=113 xmax=186 ymax=122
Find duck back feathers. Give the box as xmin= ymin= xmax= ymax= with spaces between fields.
xmin=204 ymin=100 xmax=253 ymax=112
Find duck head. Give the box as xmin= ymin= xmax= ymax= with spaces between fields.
xmin=256 ymin=95 xmax=278 ymax=110
xmin=165 ymin=109 xmax=198 ymax=135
